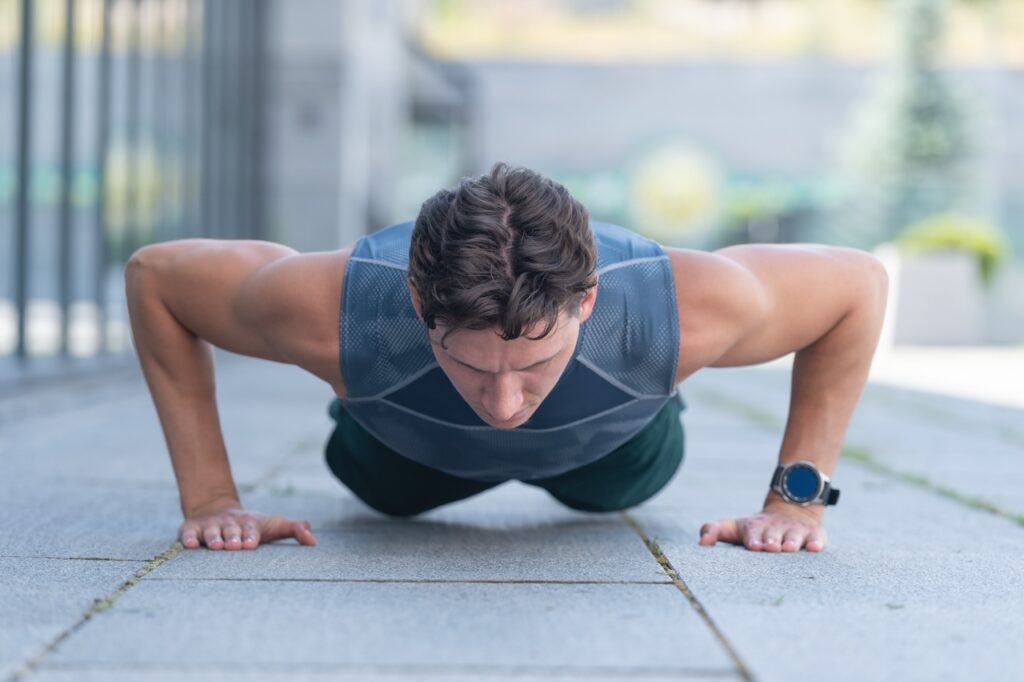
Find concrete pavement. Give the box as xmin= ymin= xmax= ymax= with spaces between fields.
xmin=2 ymin=349 xmax=1021 ymax=681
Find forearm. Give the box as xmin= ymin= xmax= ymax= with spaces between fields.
xmin=765 ymin=280 xmax=888 ymax=515
xmin=125 ymin=258 xmax=241 ymax=518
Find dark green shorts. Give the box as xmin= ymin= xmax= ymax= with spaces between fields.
xmin=324 ymin=394 xmax=686 ymax=517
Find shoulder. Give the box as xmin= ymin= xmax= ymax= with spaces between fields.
xmin=665 ymin=242 xmax=886 ymax=382
xmin=240 ymin=245 xmax=355 ymax=397
xmin=663 ymin=246 xmax=770 ymax=383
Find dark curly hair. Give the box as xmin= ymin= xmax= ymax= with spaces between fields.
xmin=408 ymin=162 xmax=598 ymax=349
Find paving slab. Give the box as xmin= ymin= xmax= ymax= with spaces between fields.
xmin=2 ymin=352 xmax=335 ymax=488
xmin=0 ymin=557 xmax=147 ymax=681
xmin=0 ymin=479 xmax=183 ymax=561
xmin=44 ymin=580 xmax=735 ymax=675
xmin=629 ymin=456 xmax=1024 ymax=682
xmin=151 ymin=487 xmax=668 ymax=583
xmin=681 ymin=366 xmax=1024 ymax=518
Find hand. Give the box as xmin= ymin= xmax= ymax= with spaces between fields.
xmin=698 ymin=502 xmax=827 ymax=553
xmin=179 ymin=502 xmax=318 ymax=551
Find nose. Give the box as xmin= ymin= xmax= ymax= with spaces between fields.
xmin=481 ymin=374 xmax=524 ymax=422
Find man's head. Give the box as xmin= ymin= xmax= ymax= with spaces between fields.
xmin=408 ymin=162 xmax=598 ymax=429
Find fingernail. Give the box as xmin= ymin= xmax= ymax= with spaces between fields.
xmin=245 ymin=536 xmax=255 ymax=543
xmin=230 ymin=536 xmax=240 ymax=543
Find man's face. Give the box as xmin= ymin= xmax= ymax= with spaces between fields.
xmin=410 ymin=286 xmax=596 ymax=429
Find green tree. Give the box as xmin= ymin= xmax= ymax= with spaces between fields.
xmin=837 ymin=0 xmax=980 ymax=249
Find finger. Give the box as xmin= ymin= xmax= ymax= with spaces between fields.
xmin=180 ymin=522 xmax=202 ymax=550
xmin=258 ymin=516 xmax=293 ymax=544
xmin=781 ymin=527 xmax=808 ymax=553
xmin=256 ymin=517 xmax=318 ymax=546
xmin=698 ymin=522 xmax=719 ymax=546
xmin=741 ymin=522 xmax=766 ymax=551
xmin=202 ymin=524 xmax=225 ymax=550
xmin=292 ymin=520 xmax=317 ymax=546
xmin=704 ymin=519 xmax=741 ymax=546
xmin=761 ymin=525 xmax=785 ymax=553
xmin=241 ymin=521 xmax=260 ymax=550
xmin=222 ymin=522 xmax=243 ymax=551
xmin=806 ymin=527 xmax=828 ymax=552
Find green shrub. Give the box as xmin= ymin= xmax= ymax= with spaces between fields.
xmin=894 ymin=212 xmax=1010 ymax=286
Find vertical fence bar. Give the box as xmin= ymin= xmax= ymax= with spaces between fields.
xmin=153 ymin=0 xmax=168 ymax=242
xmin=181 ymin=0 xmax=197 ymax=237
xmin=198 ymin=0 xmax=212 ymax=238
xmin=251 ymin=0 xmax=267 ymax=241
xmin=230 ymin=0 xmax=244 ymax=240
xmin=14 ymin=0 xmax=34 ymax=361
xmin=211 ymin=0 xmax=225 ymax=239
xmin=123 ymin=0 xmax=141 ymax=262
xmin=94 ymin=0 xmax=112 ymax=356
xmin=58 ymin=0 xmax=78 ymax=358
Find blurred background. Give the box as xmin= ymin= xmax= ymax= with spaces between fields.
xmin=1 ymin=0 xmax=1022 ymax=398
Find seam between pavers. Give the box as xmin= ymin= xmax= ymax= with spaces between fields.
xmin=35 ymin=660 xmax=740 ymax=678
xmin=0 ymin=555 xmax=146 ymax=562
xmin=691 ymin=386 xmax=1024 ymax=529
xmin=867 ymin=386 xmax=1024 ymax=447
xmin=142 ymin=577 xmax=675 ymax=584
xmin=238 ymin=434 xmax=331 ymax=496
xmin=5 ymin=543 xmax=182 ymax=682
xmin=622 ymin=511 xmax=755 ymax=682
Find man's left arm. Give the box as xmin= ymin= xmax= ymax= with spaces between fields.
xmin=693 ymin=243 xmax=889 ymax=552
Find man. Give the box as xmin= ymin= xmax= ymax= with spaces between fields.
xmin=125 ymin=163 xmax=888 ymax=554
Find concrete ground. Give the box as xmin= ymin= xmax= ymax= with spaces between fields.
xmin=2 ymin=349 xmax=1022 ymax=682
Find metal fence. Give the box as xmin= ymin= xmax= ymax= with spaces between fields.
xmin=0 ymin=0 xmax=267 ymax=384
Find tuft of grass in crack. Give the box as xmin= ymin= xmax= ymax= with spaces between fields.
xmin=689 ymin=388 xmax=782 ymax=431
xmin=689 ymin=387 xmax=1024 ymax=530
xmin=645 ymin=536 xmax=678 ymax=579
xmin=868 ymin=389 xmax=1024 ymax=448
xmin=623 ymin=512 xmax=755 ymax=682
xmin=289 ymin=436 xmax=324 ymax=455
xmin=269 ymin=482 xmax=297 ymax=497
xmin=11 ymin=544 xmax=182 ymax=681
xmin=842 ymin=446 xmax=1024 ymax=527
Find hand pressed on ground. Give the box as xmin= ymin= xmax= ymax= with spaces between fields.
xmin=179 ymin=503 xmax=317 ymax=551
xmin=698 ymin=500 xmax=827 ymax=553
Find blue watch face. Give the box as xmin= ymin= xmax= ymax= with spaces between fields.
xmin=783 ymin=465 xmax=820 ymax=501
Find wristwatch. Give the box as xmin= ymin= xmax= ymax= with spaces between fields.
xmin=770 ymin=461 xmax=840 ymax=506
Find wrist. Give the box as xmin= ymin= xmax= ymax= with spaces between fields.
xmin=763 ymin=489 xmax=824 ymax=521
xmin=184 ymin=493 xmax=242 ymax=519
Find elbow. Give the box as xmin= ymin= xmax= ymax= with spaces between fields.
xmin=124 ymin=244 xmax=167 ymax=297
xmin=854 ymin=252 xmax=890 ymax=325
xmin=864 ymin=253 xmax=889 ymax=306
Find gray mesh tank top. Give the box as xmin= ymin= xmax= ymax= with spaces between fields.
xmin=339 ymin=220 xmax=680 ymax=481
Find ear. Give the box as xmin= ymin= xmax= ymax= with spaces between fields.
xmin=578 ymin=276 xmax=598 ymax=324
xmin=408 ymin=280 xmax=424 ymax=321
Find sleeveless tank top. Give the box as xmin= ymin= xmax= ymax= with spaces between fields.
xmin=338 ymin=220 xmax=680 ymax=481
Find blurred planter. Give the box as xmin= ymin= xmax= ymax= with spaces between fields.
xmin=874 ymin=214 xmax=1010 ymax=346
xmin=874 ymin=244 xmax=984 ymax=346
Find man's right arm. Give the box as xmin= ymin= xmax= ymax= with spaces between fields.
xmin=124 ymin=239 xmax=348 ymax=549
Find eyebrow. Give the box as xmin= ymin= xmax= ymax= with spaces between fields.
xmin=446 ymin=352 xmax=559 ymax=374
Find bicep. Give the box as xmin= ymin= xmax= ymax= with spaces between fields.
xmin=709 ymin=243 xmax=884 ymax=367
